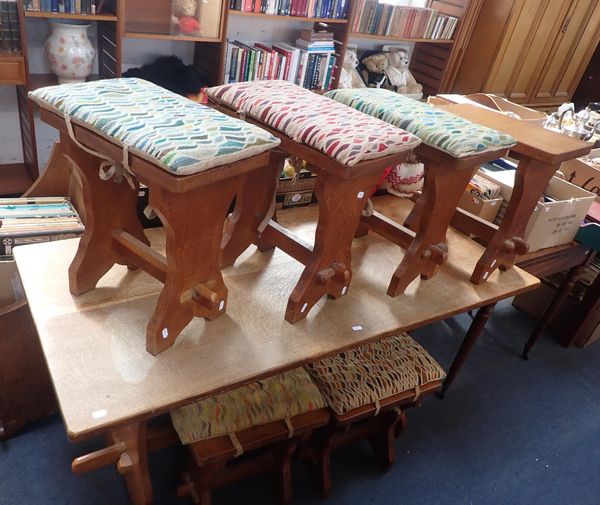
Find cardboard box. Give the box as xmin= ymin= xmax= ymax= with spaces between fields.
xmin=458 ymin=192 xmax=503 ymax=223
xmin=478 ymin=170 xmax=596 ymax=252
xmin=559 ymin=148 xmax=600 ymax=203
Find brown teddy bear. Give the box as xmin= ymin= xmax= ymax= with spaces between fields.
xmin=360 ymin=53 xmax=390 ymax=89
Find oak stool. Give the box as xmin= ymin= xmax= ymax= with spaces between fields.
xmin=29 ymin=78 xmax=281 ymax=354
xmin=171 ymin=368 xmax=329 ymax=505
xmin=305 ymin=332 xmax=446 ymax=498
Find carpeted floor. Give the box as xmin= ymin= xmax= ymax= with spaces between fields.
xmin=1 ymin=299 xmax=599 ymax=505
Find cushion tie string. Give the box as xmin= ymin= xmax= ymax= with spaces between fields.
xmin=412 ymin=384 xmax=421 ymax=403
xmin=284 ymin=417 xmax=294 ymax=439
xmin=228 ymin=432 xmax=244 ymax=457
xmin=63 ymin=113 xmax=136 ymax=190
xmin=236 ymin=109 xmax=247 ymax=121
xmin=373 ymin=399 xmax=381 ymax=417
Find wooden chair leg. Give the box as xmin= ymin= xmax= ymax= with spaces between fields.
xmin=64 ymin=141 xmax=148 ymax=296
xmin=221 ymin=153 xmax=284 ymax=267
xmin=470 ymin=158 xmax=557 ymax=284
xmin=522 ymin=264 xmax=583 ymax=359
xmin=145 ymin=181 xmax=237 ymax=355
xmin=388 ymin=162 xmax=479 ymax=296
xmin=285 ymin=170 xmax=383 ymax=323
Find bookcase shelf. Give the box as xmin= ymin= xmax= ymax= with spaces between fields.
xmin=228 ymin=10 xmax=348 ymax=24
xmin=123 ymin=31 xmax=221 ymax=43
xmin=24 ymin=12 xmax=117 ymax=21
xmin=350 ymin=32 xmax=454 ymax=43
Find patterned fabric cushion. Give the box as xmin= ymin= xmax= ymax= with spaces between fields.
xmin=325 ymin=88 xmax=516 ymax=159
xmin=206 ymin=81 xmax=421 ymax=167
xmin=29 ymin=78 xmax=280 ymax=176
xmin=170 ymin=368 xmax=326 ymax=445
xmin=305 ymin=332 xmax=445 ymax=415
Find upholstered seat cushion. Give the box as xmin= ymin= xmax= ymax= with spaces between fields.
xmin=29 ymin=78 xmax=280 ymax=176
xmin=170 ymin=368 xmax=326 ymax=445
xmin=206 ymin=80 xmax=421 ymax=167
xmin=325 ymin=88 xmax=516 ymax=159
xmin=305 ymin=332 xmax=445 ymax=416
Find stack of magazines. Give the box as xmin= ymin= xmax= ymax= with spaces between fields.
xmin=0 ymin=197 xmax=84 ymax=260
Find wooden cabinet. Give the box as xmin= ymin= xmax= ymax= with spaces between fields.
xmin=0 ymin=53 xmax=26 ymax=85
xmin=451 ymin=0 xmax=600 ymax=108
xmin=0 ymin=262 xmax=56 ymax=440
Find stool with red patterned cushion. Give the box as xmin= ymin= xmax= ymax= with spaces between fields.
xmin=305 ymin=332 xmax=445 ymax=498
xmin=207 ymin=80 xmax=420 ymax=322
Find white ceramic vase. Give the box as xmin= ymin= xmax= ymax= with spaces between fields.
xmin=45 ymin=20 xmax=96 ymax=84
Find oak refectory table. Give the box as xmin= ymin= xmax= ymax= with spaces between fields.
xmin=13 ymin=197 xmax=538 ymax=505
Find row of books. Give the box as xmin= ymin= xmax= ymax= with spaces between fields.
xmin=352 ymin=3 xmax=458 ymax=40
xmin=0 ymin=197 xmax=84 ymax=260
xmin=229 ymin=0 xmax=348 ymax=19
xmin=24 ymin=0 xmax=99 ymax=15
xmin=224 ymin=40 xmax=337 ymax=90
xmin=0 ymin=0 xmax=20 ymax=53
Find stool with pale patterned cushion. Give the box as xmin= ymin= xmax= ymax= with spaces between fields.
xmin=29 ymin=78 xmax=281 ymax=354
xmin=170 ymin=368 xmax=329 ymax=505
xmin=326 ymin=87 xmax=517 ymax=294
xmin=207 ymin=80 xmax=422 ymax=322
xmin=305 ymin=332 xmax=445 ymax=498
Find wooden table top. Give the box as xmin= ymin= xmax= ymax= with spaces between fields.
xmin=437 ymin=103 xmax=592 ymax=165
xmin=14 ymin=197 xmax=539 ymax=441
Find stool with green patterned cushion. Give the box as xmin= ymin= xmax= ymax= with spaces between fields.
xmin=171 ymin=367 xmax=329 ymax=505
xmin=207 ymin=80 xmax=420 ymax=323
xmin=29 ymin=78 xmax=281 ymax=355
xmin=305 ymin=332 xmax=445 ymax=498
xmin=326 ymin=87 xmax=517 ymax=295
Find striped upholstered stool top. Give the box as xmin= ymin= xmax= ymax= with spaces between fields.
xmin=206 ymin=80 xmax=421 ymax=167
xmin=325 ymin=87 xmax=516 ymax=158
xmin=29 ymin=78 xmax=280 ymax=176
xmin=170 ymin=367 xmax=326 ymax=451
xmin=305 ymin=332 xmax=446 ymax=417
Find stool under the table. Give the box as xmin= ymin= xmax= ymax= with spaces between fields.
xmin=40 ymin=107 xmax=273 ymax=355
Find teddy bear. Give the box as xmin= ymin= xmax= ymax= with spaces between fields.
xmin=339 ymin=49 xmax=365 ymax=89
xmin=360 ymin=53 xmax=390 ymax=89
xmin=384 ymin=48 xmax=422 ymax=96
xmin=171 ymin=0 xmax=200 ymax=35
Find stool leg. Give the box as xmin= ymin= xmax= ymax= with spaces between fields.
xmin=368 ymin=410 xmax=401 ymax=472
xmin=285 ymin=170 xmax=383 ymax=323
xmin=470 ymin=158 xmax=557 ymax=284
xmin=275 ymin=439 xmax=298 ymax=505
xmin=388 ymin=161 xmax=478 ymax=296
xmin=145 ymin=182 xmax=236 ymax=355
xmin=64 ymin=143 xmax=149 ymax=296
xmin=221 ymin=152 xmax=284 ymax=267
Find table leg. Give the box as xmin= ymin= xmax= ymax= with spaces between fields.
xmin=522 ymin=264 xmax=583 ymax=358
xmin=110 ymin=421 xmax=153 ymax=505
xmin=64 ymin=140 xmax=149 ymax=296
xmin=470 ymin=158 xmax=558 ymax=284
xmin=388 ymin=160 xmax=479 ymax=296
xmin=440 ymin=303 xmax=496 ymax=397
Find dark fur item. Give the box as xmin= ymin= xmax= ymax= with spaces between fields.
xmin=123 ymin=56 xmax=204 ymax=97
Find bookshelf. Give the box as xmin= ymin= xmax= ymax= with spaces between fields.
xmin=4 ymin=0 xmax=481 ymax=195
